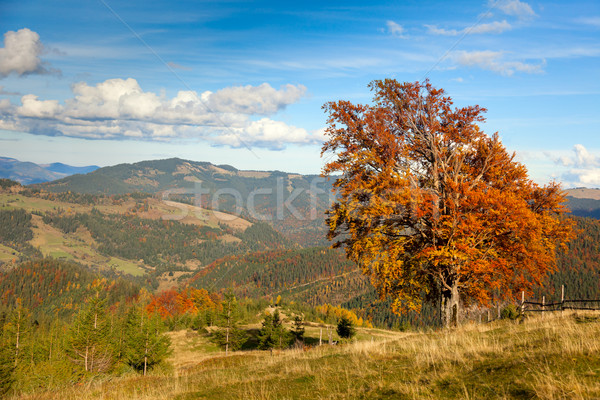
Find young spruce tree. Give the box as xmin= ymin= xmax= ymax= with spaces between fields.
xmin=291 ymin=315 xmax=305 ymax=344
xmin=123 ymin=306 xmax=171 ymax=376
xmin=336 ymin=316 xmax=356 ymax=339
xmin=66 ymin=296 xmax=113 ymax=373
xmin=211 ymin=292 xmax=247 ymax=355
xmin=258 ymin=309 xmax=291 ymax=350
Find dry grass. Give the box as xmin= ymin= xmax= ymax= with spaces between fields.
xmin=10 ymin=312 xmax=600 ymax=400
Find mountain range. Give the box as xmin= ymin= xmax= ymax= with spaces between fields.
xmin=0 ymin=156 xmax=99 ymax=185
xmin=2 ymin=156 xmax=600 ymax=223
xmin=1 ymin=156 xmax=600 ymax=330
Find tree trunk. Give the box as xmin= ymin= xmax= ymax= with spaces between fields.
xmin=84 ymin=346 xmax=89 ymax=372
xmin=225 ymin=327 xmax=229 ymax=356
xmin=441 ymin=281 xmax=460 ymax=328
xmin=14 ymin=318 xmax=20 ymax=367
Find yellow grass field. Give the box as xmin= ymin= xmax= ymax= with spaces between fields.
xmin=11 ymin=312 xmax=600 ymax=400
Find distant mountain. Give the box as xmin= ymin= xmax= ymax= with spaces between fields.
xmin=0 ymin=156 xmax=99 ymax=185
xmin=42 ymin=162 xmax=99 ymax=175
xmin=565 ymin=188 xmax=600 ymax=220
xmin=35 ymin=157 xmax=335 ymax=246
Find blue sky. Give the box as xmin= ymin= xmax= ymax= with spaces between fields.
xmin=0 ymin=0 xmax=599 ymax=187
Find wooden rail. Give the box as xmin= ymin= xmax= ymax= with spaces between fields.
xmin=520 ymin=285 xmax=600 ymax=316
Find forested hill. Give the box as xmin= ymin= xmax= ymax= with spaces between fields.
xmin=34 ymin=158 xmax=332 ymax=198
xmin=0 ymin=185 xmax=294 ymax=294
xmin=565 ymin=188 xmax=600 ymax=219
xmin=0 ymin=258 xmax=140 ymax=320
xmin=33 ymin=158 xmax=334 ymax=246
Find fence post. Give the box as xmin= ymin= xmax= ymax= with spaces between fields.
xmin=542 ymin=295 xmax=545 ymax=318
xmin=561 ymin=285 xmax=565 ymax=315
xmin=520 ymin=291 xmax=525 ymax=323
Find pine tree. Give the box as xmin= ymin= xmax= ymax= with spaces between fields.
xmin=336 ymin=316 xmax=356 ymax=339
xmin=211 ymin=292 xmax=247 ymax=355
xmin=123 ymin=307 xmax=171 ymax=375
xmin=4 ymin=299 xmax=30 ymax=368
xmin=0 ymin=339 xmax=14 ymax=398
xmin=258 ymin=310 xmax=291 ymax=350
xmin=291 ymin=315 xmax=305 ymax=344
xmin=66 ymin=296 xmax=113 ymax=373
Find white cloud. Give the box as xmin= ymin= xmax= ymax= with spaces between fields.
xmin=214 ymin=118 xmax=321 ymax=149
xmin=426 ymin=20 xmax=511 ymax=36
xmin=0 ymin=77 xmax=318 ymax=149
xmin=470 ymin=20 xmax=512 ymax=34
xmin=557 ymin=144 xmax=599 ymax=168
xmin=425 ymin=25 xmax=459 ymax=36
xmin=569 ymin=169 xmax=600 ymax=186
xmin=491 ymin=0 xmax=536 ymax=19
xmin=386 ymin=21 xmax=407 ymax=38
xmin=573 ymin=144 xmax=598 ymax=167
xmin=0 ymin=28 xmax=58 ymax=78
xmin=454 ymin=50 xmax=545 ymax=76
xmin=551 ymin=145 xmax=600 ymax=187
xmin=18 ymin=94 xmax=63 ymax=118
xmin=207 ymin=83 xmax=306 ymax=115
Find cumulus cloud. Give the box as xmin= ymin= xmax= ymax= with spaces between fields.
xmin=386 ymin=21 xmax=407 ymax=38
xmin=18 ymin=94 xmax=63 ymax=118
xmin=552 ymin=144 xmax=600 ymax=187
xmin=556 ymin=144 xmax=599 ymax=168
xmin=213 ymin=118 xmax=320 ymax=149
xmin=207 ymin=83 xmax=306 ymax=115
xmin=453 ymin=50 xmax=545 ymax=76
xmin=0 ymin=28 xmax=58 ymax=78
xmin=426 ymin=20 xmax=511 ymax=36
xmin=490 ymin=0 xmax=536 ymax=19
xmin=0 ymin=78 xmax=319 ymax=149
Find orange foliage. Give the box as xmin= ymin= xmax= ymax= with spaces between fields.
xmin=146 ymin=288 xmax=221 ymax=319
xmin=315 ymin=304 xmax=373 ymax=328
xmin=322 ymin=79 xmax=573 ymax=327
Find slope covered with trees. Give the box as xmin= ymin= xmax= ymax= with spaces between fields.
xmin=188 ymin=247 xmax=369 ymax=306
xmin=0 ymin=258 xmax=140 ymax=320
xmin=33 ymin=158 xmax=334 ymax=246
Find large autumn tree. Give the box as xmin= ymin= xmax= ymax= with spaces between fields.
xmin=321 ymin=79 xmax=573 ymax=328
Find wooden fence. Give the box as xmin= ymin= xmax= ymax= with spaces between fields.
xmin=520 ymin=285 xmax=600 ymax=315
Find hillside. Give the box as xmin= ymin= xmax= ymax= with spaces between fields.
xmin=564 ymin=188 xmax=600 ymax=219
xmin=0 ymin=157 xmax=98 ymax=185
xmin=3 ymin=179 xmax=600 ymax=330
xmin=11 ymin=313 xmax=600 ymax=400
xmin=34 ymin=158 xmax=334 ymax=246
xmin=188 ymin=247 xmax=367 ymax=305
xmin=0 ymin=258 xmax=140 ymax=320
xmin=0 ymin=185 xmax=291 ymax=292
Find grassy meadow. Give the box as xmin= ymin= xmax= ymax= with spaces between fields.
xmin=10 ymin=312 xmax=600 ymax=400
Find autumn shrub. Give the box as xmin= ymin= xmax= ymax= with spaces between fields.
xmin=501 ymin=304 xmax=520 ymax=320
